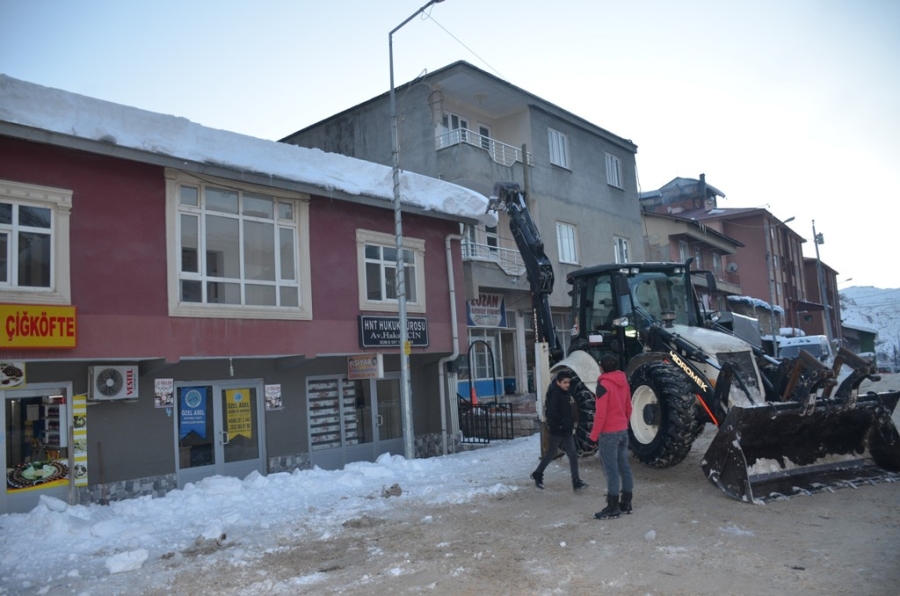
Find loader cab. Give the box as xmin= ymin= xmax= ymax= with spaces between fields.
xmin=568 ymin=263 xmax=699 ymax=368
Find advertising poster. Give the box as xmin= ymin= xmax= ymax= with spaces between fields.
xmin=179 ymin=387 xmax=207 ymax=440
xmin=348 ymin=354 xmax=383 ymax=380
xmin=155 ymin=378 xmax=174 ymax=408
xmin=72 ymin=394 xmax=88 ymax=486
xmin=0 ymin=361 xmax=26 ymax=388
xmin=265 ymin=384 xmax=282 ymax=411
xmin=226 ymin=389 xmax=252 ymax=439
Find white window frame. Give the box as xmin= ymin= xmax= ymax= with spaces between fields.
xmin=441 ymin=112 xmax=469 ymax=144
xmin=614 ymin=236 xmax=629 ymax=264
xmin=556 ymin=222 xmax=578 ymax=264
xmin=548 ymin=128 xmax=569 ymax=169
xmin=0 ymin=179 xmax=72 ymax=305
xmin=694 ymin=247 xmax=703 ymax=269
xmin=478 ymin=123 xmax=492 ymax=151
xmin=165 ymin=169 xmax=312 ymax=320
xmin=356 ymin=229 xmax=426 ymax=314
xmin=679 ymin=240 xmax=689 ymax=263
xmin=605 ymin=153 xmax=623 ymax=188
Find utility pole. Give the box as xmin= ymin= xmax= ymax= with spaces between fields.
xmin=389 ymin=0 xmax=447 ymax=459
xmin=812 ymin=220 xmax=835 ymax=343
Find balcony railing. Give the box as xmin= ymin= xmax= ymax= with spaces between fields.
xmin=462 ymin=240 xmax=526 ymax=277
xmin=436 ymin=128 xmax=534 ymax=167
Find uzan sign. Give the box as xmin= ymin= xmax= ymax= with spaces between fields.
xmin=466 ymin=293 xmax=507 ymax=328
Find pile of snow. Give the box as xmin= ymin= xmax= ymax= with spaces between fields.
xmin=0 ymin=435 xmax=537 ymax=594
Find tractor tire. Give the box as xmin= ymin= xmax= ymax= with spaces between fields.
xmin=571 ymin=376 xmax=598 ymax=457
xmin=628 ymin=361 xmax=702 ymax=468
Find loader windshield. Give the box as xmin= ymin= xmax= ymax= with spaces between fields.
xmin=627 ymin=271 xmax=690 ymax=327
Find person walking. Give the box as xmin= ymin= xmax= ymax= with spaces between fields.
xmin=590 ymin=355 xmax=634 ymax=519
xmin=530 ymin=370 xmax=588 ymax=491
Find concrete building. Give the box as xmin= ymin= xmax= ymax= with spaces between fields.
xmin=282 ymin=61 xmax=645 ymax=400
xmin=640 ymin=175 xmax=840 ymax=340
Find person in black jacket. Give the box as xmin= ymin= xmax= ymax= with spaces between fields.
xmin=530 ymin=370 xmax=588 ymax=491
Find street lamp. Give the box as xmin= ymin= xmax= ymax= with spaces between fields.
xmin=389 ymin=0 xmax=446 ymax=460
xmin=812 ymin=220 xmax=836 ymax=344
xmin=765 ymin=215 xmax=795 ymax=338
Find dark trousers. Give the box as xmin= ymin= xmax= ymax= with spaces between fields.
xmin=534 ymin=432 xmax=580 ymax=481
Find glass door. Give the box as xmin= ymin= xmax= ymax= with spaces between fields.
xmin=220 ymin=386 xmax=261 ymax=481
xmin=176 ymin=382 xmax=264 ymax=488
xmin=374 ymin=374 xmax=403 ymax=458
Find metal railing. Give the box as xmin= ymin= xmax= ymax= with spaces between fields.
xmin=457 ymin=397 xmax=514 ymax=444
xmin=461 ymin=240 xmax=526 ymax=277
xmin=436 ymin=129 xmax=534 ymax=167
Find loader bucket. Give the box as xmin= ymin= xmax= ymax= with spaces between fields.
xmin=701 ymin=391 xmax=900 ymax=503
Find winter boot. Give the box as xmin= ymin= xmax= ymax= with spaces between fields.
xmin=573 ymin=478 xmax=589 ymax=491
xmin=620 ymin=491 xmax=633 ymax=514
xmin=530 ymin=472 xmax=544 ymax=490
xmin=593 ymin=495 xmax=621 ymax=519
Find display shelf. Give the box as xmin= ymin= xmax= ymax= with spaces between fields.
xmin=41 ymin=404 xmax=67 ymax=449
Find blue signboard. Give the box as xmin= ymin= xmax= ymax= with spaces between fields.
xmin=179 ymin=387 xmax=207 ymax=439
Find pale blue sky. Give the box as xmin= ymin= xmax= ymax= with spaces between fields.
xmin=2 ymin=0 xmax=898 ymax=288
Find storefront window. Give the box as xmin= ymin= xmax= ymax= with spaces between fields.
xmin=5 ymin=391 xmax=70 ymax=494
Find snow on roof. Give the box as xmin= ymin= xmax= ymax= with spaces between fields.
xmin=727 ymin=294 xmax=784 ymax=314
xmin=0 ymin=74 xmax=497 ymax=227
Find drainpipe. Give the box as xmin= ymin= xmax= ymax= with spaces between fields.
xmin=438 ymin=233 xmax=463 ymax=455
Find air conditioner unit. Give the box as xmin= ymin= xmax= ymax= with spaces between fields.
xmin=88 ymin=365 xmax=139 ymax=401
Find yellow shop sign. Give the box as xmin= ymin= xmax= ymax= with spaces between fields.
xmin=2 ymin=305 xmax=77 ymax=348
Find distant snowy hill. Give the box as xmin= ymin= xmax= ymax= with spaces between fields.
xmin=839 ymin=286 xmax=900 ymax=364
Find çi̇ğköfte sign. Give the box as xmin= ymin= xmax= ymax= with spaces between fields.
xmin=2 ymin=305 xmax=77 ymax=348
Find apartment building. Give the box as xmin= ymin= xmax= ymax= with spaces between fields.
xmin=283 ymin=61 xmax=645 ymax=398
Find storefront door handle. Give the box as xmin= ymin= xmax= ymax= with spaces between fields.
xmin=377 ymin=414 xmax=384 ymax=427
xmin=221 ymin=431 xmax=230 ymax=445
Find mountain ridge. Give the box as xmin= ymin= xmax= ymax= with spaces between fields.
xmin=839 ymin=286 xmax=900 ymax=366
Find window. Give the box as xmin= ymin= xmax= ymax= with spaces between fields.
xmin=694 ymin=247 xmax=703 ymax=269
xmin=614 ymin=237 xmax=629 ymax=264
xmin=441 ymin=112 xmax=469 ymax=144
xmin=0 ymin=179 xmax=72 ymax=305
xmin=712 ymin=253 xmax=722 ymax=273
xmin=356 ymin=229 xmax=426 ymax=313
xmin=605 ymin=153 xmax=623 ymax=188
xmin=478 ymin=124 xmax=492 ymax=151
xmin=485 ymin=225 xmax=499 ymax=255
xmin=679 ymin=240 xmax=688 ymax=263
xmin=548 ymin=128 xmax=569 ymax=168
xmin=166 ymin=170 xmax=311 ymax=320
xmin=556 ymin=222 xmax=578 ymax=264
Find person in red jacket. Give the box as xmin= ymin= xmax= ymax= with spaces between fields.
xmin=589 ymin=355 xmax=634 ymax=519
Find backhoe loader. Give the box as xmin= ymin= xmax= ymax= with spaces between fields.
xmin=488 ymin=182 xmax=900 ymax=503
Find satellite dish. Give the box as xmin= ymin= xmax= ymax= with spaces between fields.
xmin=726 ymin=262 xmax=739 ymax=273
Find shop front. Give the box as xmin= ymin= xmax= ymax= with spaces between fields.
xmin=306 ymin=371 xmax=403 ymax=470
xmin=2 ymin=381 xmax=75 ymax=514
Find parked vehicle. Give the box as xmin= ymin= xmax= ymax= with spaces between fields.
xmin=777 ymin=334 xmax=834 ymax=366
